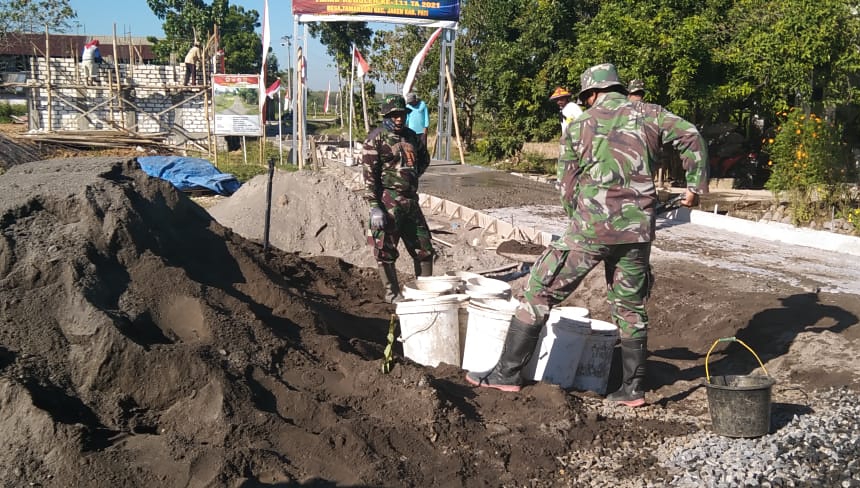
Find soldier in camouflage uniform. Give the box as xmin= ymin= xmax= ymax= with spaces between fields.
xmin=627 ymin=79 xmax=645 ymax=102
xmin=363 ymin=94 xmax=434 ymax=303
xmin=466 ymin=63 xmax=708 ymax=407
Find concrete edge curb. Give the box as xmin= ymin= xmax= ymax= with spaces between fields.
xmin=663 ymin=207 xmax=860 ymax=257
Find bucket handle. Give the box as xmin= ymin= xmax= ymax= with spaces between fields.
xmin=705 ymin=336 xmax=769 ymax=383
xmin=396 ymin=312 xmax=440 ymax=344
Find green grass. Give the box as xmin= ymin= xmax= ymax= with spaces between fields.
xmin=187 ymin=141 xmax=298 ymax=183
xmin=0 ymin=103 xmax=27 ymax=123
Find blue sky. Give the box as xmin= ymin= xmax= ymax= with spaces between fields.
xmin=69 ymin=0 xmax=339 ymax=90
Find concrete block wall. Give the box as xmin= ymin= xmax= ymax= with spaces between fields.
xmin=29 ymin=57 xmax=208 ymax=136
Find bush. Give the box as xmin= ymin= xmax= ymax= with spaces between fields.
xmin=0 ymin=102 xmax=27 ymax=122
xmin=764 ymin=109 xmax=846 ymax=225
xmin=479 ymin=134 xmax=523 ymax=161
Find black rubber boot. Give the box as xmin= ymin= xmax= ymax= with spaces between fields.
xmin=606 ymin=337 xmax=647 ymax=407
xmin=465 ymin=316 xmax=542 ymax=392
xmin=414 ymin=258 xmax=433 ymax=278
xmin=377 ymin=263 xmax=403 ymax=303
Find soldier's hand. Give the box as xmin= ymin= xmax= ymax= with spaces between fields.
xmin=369 ymin=207 xmax=387 ymax=230
xmin=682 ymin=189 xmax=699 ymax=208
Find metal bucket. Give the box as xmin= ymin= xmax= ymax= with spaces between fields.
xmin=704 ymin=337 xmax=776 ymax=438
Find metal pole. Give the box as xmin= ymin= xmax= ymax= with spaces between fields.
xmin=292 ymin=17 xmax=298 ymax=166
xmin=278 ymin=93 xmax=283 ymax=165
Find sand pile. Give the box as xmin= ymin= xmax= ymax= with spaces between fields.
xmin=0 ymin=157 xmax=687 ymax=487
xmin=209 ymin=169 xmax=375 ymax=269
xmin=208 ymin=167 xmax=516 ymax=277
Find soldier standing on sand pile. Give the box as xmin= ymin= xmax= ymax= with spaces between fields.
xmin=465 ymin=63 xmax=709 ymax=407
xmin=362 ymin=94 xmax=434 ymax=303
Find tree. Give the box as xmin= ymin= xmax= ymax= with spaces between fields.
xmin=714 ymin=0 xmax=860 ymax=120
xmin=0 ymin=0 xmax=76 ymax=45
xmin=307 ymin=22 xmax=374 ymax=132
xmin=146 ymin=0 xmax=262 ymax=74
xmin=307 ymin=22 xmax=373 ymax=81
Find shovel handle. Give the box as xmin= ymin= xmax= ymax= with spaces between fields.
xmin=655 ymin=195 xmax=685 ymax=215
xmin=705 ymin=336 xmax=769 ymax=383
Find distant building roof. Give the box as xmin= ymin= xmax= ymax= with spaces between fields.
xmin=0 ymin=32 xmax=156 ymax=62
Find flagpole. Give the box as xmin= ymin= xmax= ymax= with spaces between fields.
xmin=360 ymin=75 xmax=369 ymax=133
xmin=348 ymin=43 xmax=355 ymax=166
xmin=278 ymin=89 xmax=283 ymax=165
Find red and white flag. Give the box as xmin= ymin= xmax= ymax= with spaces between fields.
xmin=353 ymin=45 xmax=370 ymax=78
xmin=323 ymin=80 xmax=330 ymax=113
xmin=258 ymin=0 xmax=271 ymax=116
xmin=266 ymin=79 xmax=280 ymax=99
xmin=402 ymin=27 xmax=443 ymax=98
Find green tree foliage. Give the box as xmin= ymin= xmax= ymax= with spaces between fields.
xmin=0 ymin=0 xmax=76 ymax=43
xmin=715 ymin=0 xmax=860 ymax=116
xmin=146 ymin=0 xmax=263 ymax=75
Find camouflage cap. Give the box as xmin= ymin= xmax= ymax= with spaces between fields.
xmin=380 ymin=94 xmax=408 ymax=117
xmin=577 ymin=63 xmax=625 ymax=102
xmin=628 ymin=79 xmax=645 ymax=94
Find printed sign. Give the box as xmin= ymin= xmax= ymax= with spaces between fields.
xmin=212 ymin=74 xmax=262 ymax=136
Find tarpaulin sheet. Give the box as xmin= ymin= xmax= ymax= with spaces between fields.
xmin=137 ymin=156 xmax=242 ymax=196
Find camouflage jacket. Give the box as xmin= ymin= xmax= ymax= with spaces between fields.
xmin=559 ymin=92 xmax=708 ymax=244
xmin=361 ymin=125 xmax=430 ymax=209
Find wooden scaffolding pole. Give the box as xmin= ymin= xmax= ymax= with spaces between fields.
xmin=444 ymin=65 xmax=466 ymax=165
xmin=45 ymin=26 xmax=52 ymax=132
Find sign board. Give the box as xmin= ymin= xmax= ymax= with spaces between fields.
xmin=292 ymin=0 xmax=460 ymax=28
xmin=212 ymin=74 xmax=262 ymax=136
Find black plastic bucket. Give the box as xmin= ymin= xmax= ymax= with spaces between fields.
xmin=705 ymin=374 xmax=776 ymax=437
xmin=704 ymin=337 xmax=776 ymax=438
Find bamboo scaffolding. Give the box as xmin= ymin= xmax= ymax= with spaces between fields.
xmin=9 ymin=29 xmax=218 ymax=153
xmin=45 ymin=26 xmax=52 ymax=132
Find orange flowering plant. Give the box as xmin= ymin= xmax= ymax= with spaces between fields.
xmin=764 ymin=108 xmax=845 ymax=224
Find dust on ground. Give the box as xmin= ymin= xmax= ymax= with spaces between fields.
xmin=1 ymin=155 xmax=858 ymax=487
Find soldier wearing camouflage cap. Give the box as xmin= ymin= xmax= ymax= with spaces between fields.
xmin=466 ymin=63 xmax=708 ymax=408
xmin=627 ymin=79 xmax=645 ymax=102
xmin=361 ymin=94 xmax=433 ymax=303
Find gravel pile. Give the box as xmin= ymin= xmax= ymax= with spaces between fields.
xmin=561 ymin=387 xmax=859 ymax=487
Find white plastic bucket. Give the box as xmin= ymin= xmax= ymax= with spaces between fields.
xmin=402 ymin=280 xmax=455 ymax=300
xmin=523 ymin=307 xmax=592 ymax=387
xmin=417 ymin=275 xmax=462 ymax=289
xmin=572 ymin=319 xmax=620 ymax=394
xmin=465 ymin=276 xmax=512 ymax=300
xmin=444 ymin=270 xmax=483 ymax=293
xmin=395 ymin=296 xmax=466 ymax=367
xmin=461 ymin=298 xmax=518 ymax=372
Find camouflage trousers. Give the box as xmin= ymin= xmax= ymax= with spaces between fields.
xmin=367 ymin=198 xmax=434 ymax=264
xmin=515 ymin=231 xmax=653 ymax=340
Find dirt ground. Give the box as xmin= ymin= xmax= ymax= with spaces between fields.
xmin=1 ymin=154 xmax=858 ymax=487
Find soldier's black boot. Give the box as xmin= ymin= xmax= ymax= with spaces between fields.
xmin=414 ymin=258 xmax=433 ymax=278
xmin=606 ymin=337 xmax=647 ymax=407
xmin=465 ymin=316 xmax=542 ymax=392
xmin=377 ymin=263 xmax=403 ymax=303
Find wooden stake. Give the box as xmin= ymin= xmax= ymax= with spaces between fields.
xmin=444 ymin=65 xmax=466 ymax=165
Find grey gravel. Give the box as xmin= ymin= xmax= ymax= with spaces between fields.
xmin=563 ymin=387 xmax=859 ymax=487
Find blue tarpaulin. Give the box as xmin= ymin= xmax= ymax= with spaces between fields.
xmin=137 ymin=156 xmax=242 ymax=196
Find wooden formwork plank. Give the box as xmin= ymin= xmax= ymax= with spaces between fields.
xmin=416 ymin=193 xmax=560 ymax=246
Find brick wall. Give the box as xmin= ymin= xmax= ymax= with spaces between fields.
xmin=29 ymin=57 xmax=209 ymax=138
